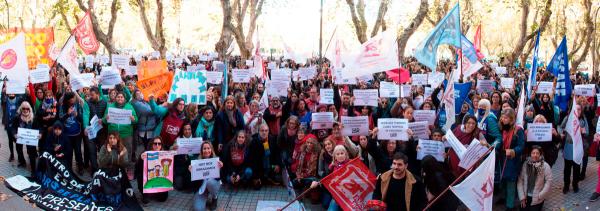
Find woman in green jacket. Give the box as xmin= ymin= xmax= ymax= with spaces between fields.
xmin=103 ymin=92 xmax=138 ymax=179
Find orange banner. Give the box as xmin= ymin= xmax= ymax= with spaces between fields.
xmin=0 ymin=28 xmax=55 ymax=69
xmin=137 ymin=72 xmax=174 ymax=100
xmin=138 ymin=60 xmax=168 ymax=80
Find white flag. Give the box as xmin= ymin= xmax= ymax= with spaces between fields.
xmin=566 ymin=100 xmax=584 ymax=165
xmin=342 ymin=30 xmax=398 ymax=79
xmin=451 ymin=149 xmax=495 ymax=211
xmin=0 ymin=33 xmax=29 ymax=86
xmin=259 ymin=90 xmax=268 ymax=112
xmin=515 ymin=84 xmax=526 ymax=128
xmin=443 ymin=69 xmax=457 ymax=131
xmin=57 ymin=36 xmax=80 ymax=75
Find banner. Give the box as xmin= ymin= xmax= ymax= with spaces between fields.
xmin=566 ymin=100 xmax=584 ymax=165
xmin=547 ymin=36 xmax=571 ymax=111
xmin=138 ymin=60 xmax=168 ymax=80
xmin=414 ymin=4 xmax=461 ymax=71
xmin=73 ymin=11 xmax=100 ymax=54
xmin=386 ymin=67 xmax=411 ymax=84
xmin=0 ymin=27 xmax=55 ymax=69
xmin=168 ymin=70 xmax=207 ymax=105
xmin=451 ymin=149 xmax=495 ymax=211
xmin=107 ymin=107 xmax=132 ymax=124
xmin=320 ymin=158 xmax=376 ymax=211
xmin=190 ymin=158 xmax=220 ymax=181
xmin=57 ymin=36 xmax=79 ymax=75
xmin=342 ymin=30 xmax=399 ymax=79
xmin=525 ymin=30 xmax=541 ymax=97
xmin=0 ymin=33 xmax=29 ymax=86
xmin=5 ymin=152 xmax=142 ymax=211
xmin=377 ymin=118 xmax=409 ymax=141
xmin=175 ymin=137 xmax=203 ymax=155
xmin=137 ymin=72 xmax=174 ymax=100
xmin=142 ymin=151 xmax=175 ymax=193
xmin=319 ymin=88 xmax=334 ymax=104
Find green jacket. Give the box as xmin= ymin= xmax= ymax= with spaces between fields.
xmin=102 ymin=102 xmax=138 ymax=138
xmin=98 ymin=84 xmax=132 ymax=103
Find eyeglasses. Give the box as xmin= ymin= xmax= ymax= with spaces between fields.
xmin=22 ymin=108 xmax=30 ymax=111
xmin=153 ymin=142 xmax=162 ymax=145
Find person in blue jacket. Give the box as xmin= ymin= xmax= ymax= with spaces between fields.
xmin=498 ymin=108 xmax=525 ymax=210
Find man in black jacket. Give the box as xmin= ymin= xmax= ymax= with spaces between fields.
xmin=373 ymin=152 xmax=426 ymax=211
xmin=250 ymin=123 xmax=282 ymax=189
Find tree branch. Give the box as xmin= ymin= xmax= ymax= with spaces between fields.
xmin=397 ymin=0 xmax=428 ymax=60
xmin=370 ymin=0 xmax=389 ymax=37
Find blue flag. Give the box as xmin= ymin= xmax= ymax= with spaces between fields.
xmin=442 ymin=80 xmax=472 ymax=113
xmin=414 ymin=3 xmax=461 ymax=71
xmin=526 ymin=30 xmax=540 ymax=98
xmin=547 ymin=37 xmax=571 ymax=111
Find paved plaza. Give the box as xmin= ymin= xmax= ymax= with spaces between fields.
xmin=0 ymin=120 xmax=598 ymax=210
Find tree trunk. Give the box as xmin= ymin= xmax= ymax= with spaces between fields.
xmin=508 ymin=0 xmax=552 ymax=67
xmin=132 ymin=0 xmax=166 ymax=58
xmin=215 ymin=0 xmax=233 ymax=59
xmin=570 ymin=0 xmax=594 ymax=72
xmin=345 ymin=0 xmax=367 ymax=43
xmin=4 ymin=0 xmax=8 ymax=29
xmin=222 ymin=0 xmax=264 ymax=60
xmin=397 ymin=0 xmax=428 ymax=60
xmin=370 ymin=0 xmax=389 ymax=37
xmin=74 ymin=0 xmax=119 ymax=55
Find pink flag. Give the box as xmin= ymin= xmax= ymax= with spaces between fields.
xmin=73 ymin=11 xmax=100 ymax=55
xmin=386 ymin=67 xmax=411 ymax=84
xmin=473 ymin=25 xmax=484 ymax=59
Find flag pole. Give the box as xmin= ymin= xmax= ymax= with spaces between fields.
xmin=277 ymin=185 xmax=317 ymax=211
xmin=422 ymin=146 xmax=494 ymax=211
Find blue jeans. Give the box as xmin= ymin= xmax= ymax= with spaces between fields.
xmin=227 ymin=167 xmax=253 ymax=184
xmin=193 ymin=178 xmax=221 ymax=211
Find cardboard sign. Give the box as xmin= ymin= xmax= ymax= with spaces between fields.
xmin=500 ymin=77 xmax=514 ymax=89
xmin=190 ymin=158 xmax=221 ymax=181
xmin=526 ymin=123 xmax=552 ymax=142
xmin=400 ymin=85 xmax=412 ymax=97
xmin=458 ymin=139 xmax=489 ymax=169
xmin=377 ymin=118 xmax=409 ymax=141
xmin=413 ymin=110 xmax=436 ymax=126
xmin=341 ymin=116 xmax=369 ymax=136
xmin=111 ymin=54 xmax=129 ymax=69
xmin=353 ymin=89 xmax=379 ymax=107
xmin=138 ymin=60 xmax=168 ymax=80
xmin=30 ymin=67 xmax=50 ymax=84
xmin=137 ymin=72 xmax=174 ymax=100
xmin=142 ymin=151 xmax=175 ymax=193
xmin=319 ymin=88 xmax=334 ymax=104
xmin=16 ymin=128 xmax=39 ymax=146
xmin=536 ymin=81 xmax=554 ymax=94
xmin=168 ymin=70 xmax=207 ymax=105
xmin=417 ymin=140 xmax=445 ymax=161
xmin=379 ymin=81 xmax=400 ymax=98
xmin=311 ymin=112 xmax=334 ymax=129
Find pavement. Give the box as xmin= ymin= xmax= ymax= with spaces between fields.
xmin=0 ymin=120 xmax=598 ymax=210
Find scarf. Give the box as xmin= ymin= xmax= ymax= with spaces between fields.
xmin=42 ymin=98 xmax=55 ymax=110
xmin=195 ymin=117 xmax=215 ymax=140
xmin=225 ymin=109 xmax=237 ymax=127
xmin=525 ymin=157 xmax=544 ymax=194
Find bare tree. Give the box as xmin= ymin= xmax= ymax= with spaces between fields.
xmin=397 ymin=0 xmax=428 ymax=60
xmin=215 ymin=0 xmax=234 ymax=59
xmin=74 ymin=0 xmax=119 ymax=55
xmin=568 ymin=0 xmax=594 ymax=72
xmin=130 ymin=0 xmax=166 ymax=58
xmin=345 ymin=0 xmax=390 ymax=44
xmin=217 ymin=0 xmax=265 ymax=59
xmin=507 ymin=0 xmax=552 ymax=67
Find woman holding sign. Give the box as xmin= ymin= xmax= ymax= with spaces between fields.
xmin=135 ymin=136 xmax=169 ymax=204
xmin=8 ymin=101 xmax=40 ymax=176
xmin=191 ymin=141 xmax=223 ymax=211
xmin=171 ymin=122 xmax=200 ymax=191
xmin=103 ymin=92 xmax=138 ymax=179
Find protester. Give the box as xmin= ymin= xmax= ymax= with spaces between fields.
xmin=58 ymin=91 xmax=85 ymax=174
xmin=498 ymin=108 xmax=525 ymax=210
xmin=191 ymin=141 xmax=222 ymax=211
xmin=559 ymin=102 xmax=588 ymax=193
xmin=8 ymin=102 xmax=40 ymax=175
xmin=250 ymin=124 xmax=282 ymax=187
xmin=373 ymin=152 xmax=426 ymax=211
xmin=136 ymin=136 xmax=169 ymax=203
xmin=222 ymin=131 xmax=254 ymax=187
xmin=215 ymin=96 xmax=245 ymax=153
xmin=98 ymin=132 xmax=129 ymax=170
xmin=517 ymin=145 xmax=552 ymax=211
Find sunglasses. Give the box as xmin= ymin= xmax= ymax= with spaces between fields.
xmin=22 ymin=108 xmax=30 ymax=111
xmin=153 ymin=142 xmax=162 ymax=145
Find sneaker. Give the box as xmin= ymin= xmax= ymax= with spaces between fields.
xmin=589 ymin=192 xmax=600 ymax=202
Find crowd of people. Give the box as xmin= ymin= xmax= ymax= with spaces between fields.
xmin=1 ymin=54 xmax=599 ymax=211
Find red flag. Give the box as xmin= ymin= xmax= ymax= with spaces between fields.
xmin=473 ymin=25 xmax=484 ymax=59
xmin=320 ymin=158 xmax=377 ymax=211
xmin=73 ymin=11 xmax=100 ymax=54
xmin=385 ymin=67 xmax=411 ymax=84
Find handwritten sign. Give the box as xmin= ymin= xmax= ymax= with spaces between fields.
xmin=16 ymin=128 xmax=39 ymax=146
xmin=341 ymin=116 xmax=369 ymax=136
xmin=311 ymin=112 xmax=334 ymax=129
xmin=536 ymin=81 xmax=554 ymax=94
xmin=409 ymin=121 xmax=429 ymax=140
xmin=333 ymin=67 xmax=356 ymax=85
xmin=111 ymin=54 xmax=129 ymax=69
xmin=6 ymin=81 xmax=26 ymax=94
xmin=245 ymin=60 xmax=253 ymax=67
xmin=125 ymin=65 xmax=137 ymax=76
xmin=417 ymin=140 xmax=445 ymax=161
xmin=30 ymin=67 xmax=50 ymax=84
xmin=232 ymin=69 xmax=251 ymax=83
xmin=476 ymin=79 xmax=494 ymax=94
xmin=86 ymin=115 xmax=103 ymax=139
xmin=298 ymin=67 xmax=317 ymax=81
xmin=377 ymin=118 xmax=408 ymax=141
xmin=500 ymin=77 xmax=514 ymax=89
xmin=266 ymin=80 xmax=288 ymax=97
xmin=400 ymin=85 xmax=412 ymax=97
xmin=175 ymin=137 xmax=203 ymax=155
xmin=458 ymin=139 xmax=489 ymax=169
xmin=137 ymin=72 xmax=173 ymax=100
xmin=107 ymin=107 xmax=132 ymax=124
xmin=319 ymin=88 xmax=334 ymax=104
xmin=413 ymin=110 xmax=436 ymax=126
xmin=379 ymin=81 xmax=400 ymax=98
xmin=353 ymin=89 xmax=379 ymax=107
xmin=191 ymin=158 xmax=221 ymax=181
xmin=205 ymin=71 xmax=223 ymax=84
xmin=428 ymin=72 xmax=445 ymax=88
xmin=526 ymin=123 xmax=552 ymax=142
xmin=445 ymin=130 xmax=467 ymax=158
xmin=412 ymin=74 xmax=428 ymax=86
xmin=574 ymin=84 xmax=595 ymax=97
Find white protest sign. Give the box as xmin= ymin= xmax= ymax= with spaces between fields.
xmin=424 ymin=87 xmax=433 ymax=98
xmin=85 ymin=55 xmax=94 ymax=68
xmin=232 ymin=69 xmax=251 ymax=83
xmin=297 ymin=67 xmax=317 ymax=81
xmin=495 ymin=66 xmax=507 ymax=75
xmin=311 ymin=112 xmax=334 ymax=129
xmin=87 ymin=115 xmax=103 ymax=139
xmin=490 ymin=63 xmax=499 ymax=69
xmin=428 ymin=72 xmax=445 ymax=88
xmin=413 ymin=110 xmax=436 ymax=126
xmin=29 ymin=67 xmax=50 ymax=84
xmin=107 ymin=107 xmax=132 ymax=124
xmin=199 ymin=55 xmax=209 ymax=62
xmin=176 ymin=137 xmax=203 ymax=155
xmin=500 ymin=77 xmax=514 ymax=89
xmin=111 ymin=54 xmax=129 ymax=69
xmin=100 ymin=68 xmax=122 ymax=88
xmin=70 ymin=73 xmax=94 ymax=90
xmin=458 ymin=139 xmax=489 ymax=169
xmin=409 ymin=121 xmax=429 ymax=140
xmin=6 ymin=81 xmax=26 ymax=94
xmin=597 ymin=118 xmax=600 ymax=133
xmin=191 ymin=158 xmax=220 ymax=181
xmin=353 ymin=89 xmax=379 ymax=107
xmin=16 ymin=128 xmax=39 ymax=146
xmin=400 ymin=85 xmax=412 ymax=97
xmin=412 ymin=74 xmax=428 ymax=86
xmin=445 ymin=130 xmax=467 ymax=158
xmin=271 ymin=69 xmax=291 ymax=82
xmin=357 ymin=74 xmax=373 ymax=82
xmin=245 ymin=60 xmax=253 ymax=67
xmin=125 ymin=65 xmax=137 ymax=76
xmin=205 ymin=71 xmax=223 ymax=84
xmin=168 ymin=70 xmax=207 ymax=105
xmin=379 ymin=81 xmax=400 ymax=98
xmin=476 ymin=79 xmax=494 ymax=94
xmin=267 ymin=62 xmax=276 ymax=70
xmin=526 ymin=123 xmax=552 ymax=142
xmin=536 ymin=82 xmax=554 ymax=94
xmin=417 ymin=140 xmax=445 ymax=162
xmin=341 ymin=116 xmax=369 ymax=136
xmin=597 ymin=94 xmax=600 ymax=106
xmin=333 ymin=67 xmax=356 ymax=85
xmin=319 ymin=89 xmax=334 ymax=104
xmin=574 ymin=84 xmax=596 ymax=97
xmin=266 ymin=80 xmax=288 ymax=97
xmin=377 ymin=118 xmax=408 ymax=141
